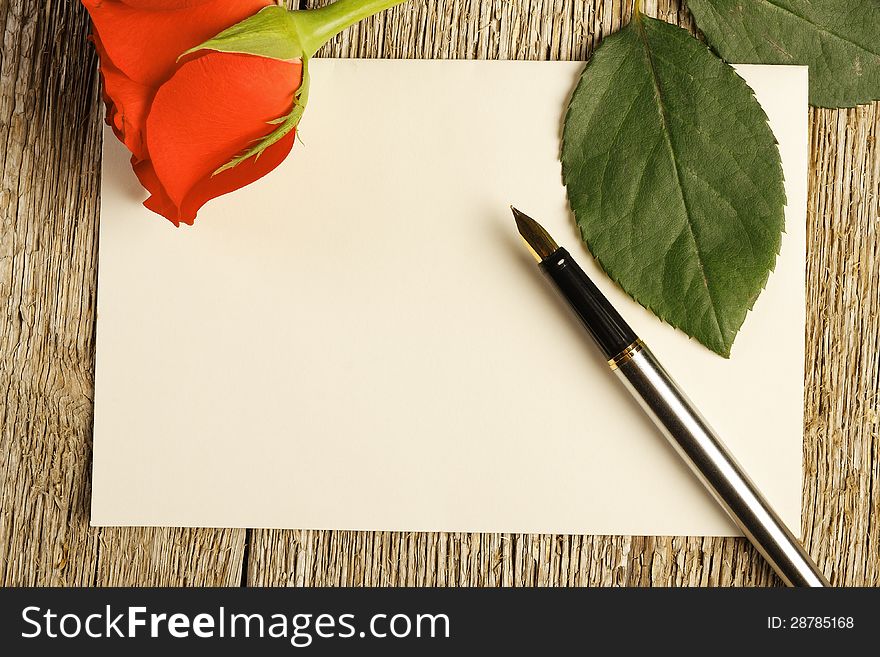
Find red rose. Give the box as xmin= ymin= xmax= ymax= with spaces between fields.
xmin=84 ymin=0 xmax=407 ymax=225
xmin=85 ymin=0 xmax=302 ymax=225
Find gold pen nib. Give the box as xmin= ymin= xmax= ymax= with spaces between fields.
xmin=511 ymin=206 xmax=559 ymax=262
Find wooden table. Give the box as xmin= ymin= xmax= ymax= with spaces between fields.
xmin=1 ymin=0 xmax=877 ymax=587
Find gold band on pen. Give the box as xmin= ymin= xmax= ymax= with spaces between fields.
xmin=608 ymin=339 xmax=645 ymax=371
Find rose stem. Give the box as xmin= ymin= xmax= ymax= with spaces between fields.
xmin=295 ymin=0 xmax=408 ymax=57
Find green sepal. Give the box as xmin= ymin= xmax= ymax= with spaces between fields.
xmin=184 ymin=0 xmax=407 ymax=63
xmin=190 ymin=0 xmax=407 ymax=172
xmin=181 ymin=5 xmax=304 ymax=62
xmin=213 ymin=59 xmax=311 ymax=176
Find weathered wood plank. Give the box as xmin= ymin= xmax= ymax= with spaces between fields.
xmin=1 ymin=0 xmax=877 ymax=587
xmin=1 ymin=0 xmax=101 ymax=586
xmin=0 ymin=0 xmax=247 ymax=586
xmin=803 ymin=105 xmax=880 ymax=586
xmin=96 ymin=528 xmax=246 ymax=586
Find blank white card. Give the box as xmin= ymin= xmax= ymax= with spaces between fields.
xmin=92 ymin=60 xmax=808 ymax=536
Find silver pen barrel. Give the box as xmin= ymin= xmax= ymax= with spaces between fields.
xmin=610 ymin=340 xmax=829 ymax=587
xmin=511 ymin=207 xmax=828 ymax=586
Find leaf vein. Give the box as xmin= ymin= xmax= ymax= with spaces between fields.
xmin=760 ymin=0 xmax=880 ymax=58
xmin=634 ymin=16 xmax=725 ymax=343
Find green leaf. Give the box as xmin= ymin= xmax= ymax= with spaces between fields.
xmin=687 ymin=0 xmax=880 ymax=107
xmin=561 ymin=14 xmax=785 ymax=357
xmin=182 ymin=6 xmax=304 ymax=62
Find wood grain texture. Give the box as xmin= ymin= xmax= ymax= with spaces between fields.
xmin=1 ymin=0 xmax=877 ymax=587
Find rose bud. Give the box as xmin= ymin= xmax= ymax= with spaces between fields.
xmin=83 ymin=0 xmax=405 ymax=225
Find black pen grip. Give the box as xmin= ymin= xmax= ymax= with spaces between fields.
xmin=540 ymin=248 xmax=638 ymax=359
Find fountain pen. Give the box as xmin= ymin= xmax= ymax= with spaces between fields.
xmin=512 ymin=206 xmax=829 ymax=587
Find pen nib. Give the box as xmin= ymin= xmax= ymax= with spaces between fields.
xmin=511 ymin=206 xmax=559 ymax=262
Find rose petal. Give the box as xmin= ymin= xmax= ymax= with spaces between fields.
xmin=117 ymin=0 xmax=217 ymax=9
xmin=145 ymin=51 xmax=301 ymax=211
xmin=83 ymin=0 xmax=272 ymax=88
xmin=95 ymin=45 xmax=154 ymax=160
xmin=134 ymin=130 xmax=296 ymax=225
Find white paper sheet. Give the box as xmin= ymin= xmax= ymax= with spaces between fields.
xmin=92 ymin=60 xmax=808 ymax=536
